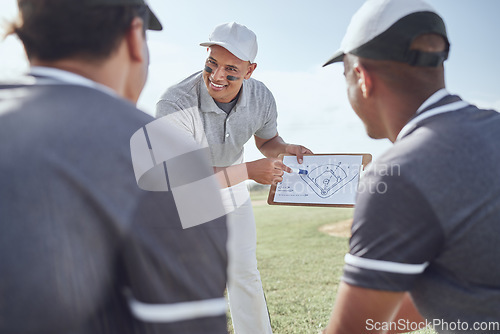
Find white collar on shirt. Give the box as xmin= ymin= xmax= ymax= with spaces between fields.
xmin=29 ymin=66 xmax=118 ymax=98
xmin=396 ymin=88 xmax=469 ymax=141
xmin=416 ymin=88 xmax=449 ymax=114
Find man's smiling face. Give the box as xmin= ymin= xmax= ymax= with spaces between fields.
xmin=202 ymin=45 xmax=256 ymax=103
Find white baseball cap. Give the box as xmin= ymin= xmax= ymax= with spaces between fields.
xmin=200 ymin=22 xmax=258 ymax=63
xmin=323 ymin=0 xmax=449 ymax=67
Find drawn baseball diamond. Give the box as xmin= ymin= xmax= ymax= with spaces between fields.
xmin=300 ymin=163 xmax=358 ymax=198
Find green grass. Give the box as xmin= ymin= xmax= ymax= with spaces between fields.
xmin=226 ymin=189 xmax=437 ymax=334
xmin=227 ymin=190 xmax=353 ymax=333
xmin=257 ymin=205 xmax=352 ymax=333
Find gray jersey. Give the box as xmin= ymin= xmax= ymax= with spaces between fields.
xmin=344 ymin=95 xmax=500 ymax=333
xmin=0 ymin=79 xmax=228 ymax=334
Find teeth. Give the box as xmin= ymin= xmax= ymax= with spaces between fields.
xmin=210 ymin=80 xmax=225 ymax=88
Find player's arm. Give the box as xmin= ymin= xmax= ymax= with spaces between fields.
xmin=213 ymin=133 xmax=310 ymax=187
xmin=254 ymin=133 xmax=312 ymax=164
xmin=213 ymin=132 xmax=309 ymax=187
xmin=213 ymin=158 xmax=291 ymax=187
xmin=324 ymin=282 xmax=406 ymax=334
xmin=324 ymin=283 xmax=426 ymax=334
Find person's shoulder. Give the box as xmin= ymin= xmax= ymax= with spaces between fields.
xmin=245 ymin=77 xmax=272 ymax=94
xmin=242 ymin=77 xmax=276 ymax=108
xmin=159 ymin=71 xmax=203 ymax=105
xmin=0 ymin=76 xmax=38 ymax=88
xmin=67 ymin=84 xmax=151 ymax=119
xmin=32 ymin=83 xmax=152 ymax=126
xmin=403 ymin=103 xmax=500 ymax=159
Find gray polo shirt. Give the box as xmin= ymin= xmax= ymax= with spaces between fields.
xmin=156 ymin=71 xmax=278 ymax=167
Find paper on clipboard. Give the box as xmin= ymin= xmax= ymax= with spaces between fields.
xmin=269 ymin=154 xmax=370 ymax=207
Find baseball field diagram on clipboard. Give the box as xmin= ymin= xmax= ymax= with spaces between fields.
xmin=268 ymin=154 xmax=372 ymax=207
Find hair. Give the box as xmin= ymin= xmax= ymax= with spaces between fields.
xmin=356 ymin=33 xmax=447 ymax=97
xmin=9 ymin=0 xmax=148 ymax=62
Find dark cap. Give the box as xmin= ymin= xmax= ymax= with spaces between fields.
xmin=85 ymin=0 xmax=162 ymax=31
xmin=323 ymin=0 xmax=449 ymax=67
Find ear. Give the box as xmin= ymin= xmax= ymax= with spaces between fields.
xmin=354 ymin=63 xmax=372 ymax=98
xmin=125 ymin=17 xmax=146 ymax=63
xmin=244 ymin=63 xmax=257 ymax=80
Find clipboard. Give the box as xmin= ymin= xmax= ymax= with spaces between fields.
xmin=267 ymin=153 xmax=372 ymax=207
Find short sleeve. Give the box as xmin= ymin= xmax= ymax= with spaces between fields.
xmin=342 ymin=170 xmax=444 ymax=291
xmin=254 ymin=94 xmax=278 ymax=140
xmin=155 ymin=99 xmax=196 ymax=137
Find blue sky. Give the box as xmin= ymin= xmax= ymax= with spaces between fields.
xmin=1 ymin=0 xmax=499 ymax=161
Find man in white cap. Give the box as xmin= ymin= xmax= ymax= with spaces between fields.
xmin=322 ymin=0 xmax=500 ymax=333
xmin=156 ymin=22 xmax=311 ymax=333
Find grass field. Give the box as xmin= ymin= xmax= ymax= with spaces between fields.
xmin=227 ymin=189 xmax=353 ymax=333
xmin=226 ymin=189 xmax=437 ymax=334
